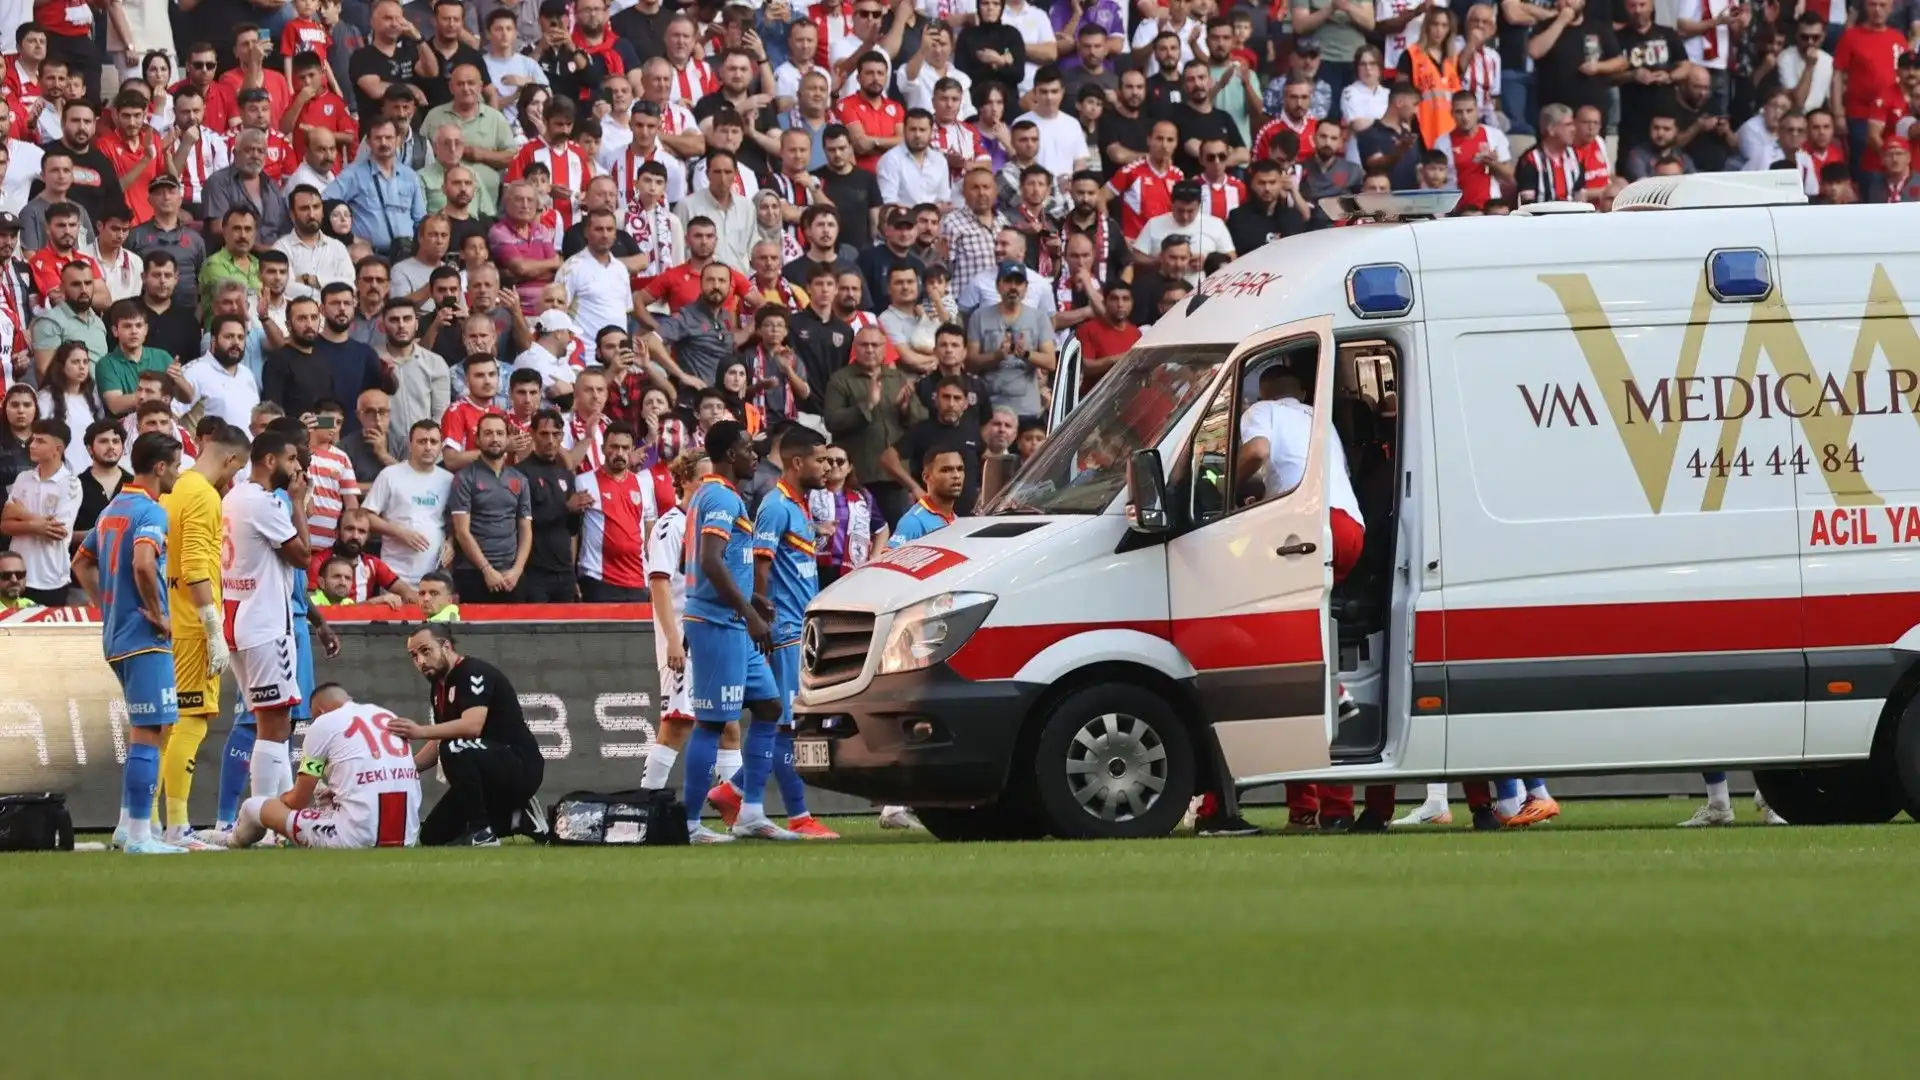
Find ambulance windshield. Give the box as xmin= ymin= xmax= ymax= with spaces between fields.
xmin=983 ymin=344 xmax=1230 ymax=515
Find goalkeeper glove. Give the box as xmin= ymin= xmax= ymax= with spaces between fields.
xmin=200 ymin=606 xmax=231 ymax=676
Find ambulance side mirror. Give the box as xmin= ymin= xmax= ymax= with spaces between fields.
xmin=1127 ymin=449 xmax=1170 ymax=535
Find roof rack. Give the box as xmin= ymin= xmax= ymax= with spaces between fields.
xmin=1318 ymin=189 xmax=1463 ymax=223
xmin=1610 ymin=170 xmax=1809 ymax=211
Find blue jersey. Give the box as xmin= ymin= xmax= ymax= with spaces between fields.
xmin=82 ymin=485 xmax=171 ymax=662
xmin=753 ymin=482 xmax=818 ymax=641
xmin=888 ymin=499 xmax=956 ymax=549
xmin=683 ymin=476 xmax=754 ymax=629
xmin=275 ymin=490 xmax=311 ymax=618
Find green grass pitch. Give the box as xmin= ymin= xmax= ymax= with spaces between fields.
xmin=2 ymin=799 xmax=1915 ymax=1079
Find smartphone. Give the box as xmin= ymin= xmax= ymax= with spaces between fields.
xmin=314 ymin=415 xmax=339 ymax=430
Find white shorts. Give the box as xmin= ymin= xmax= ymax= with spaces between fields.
xmin=284 ymin=807 xmax=384 ymax=849
xmin=233 ymin=636 xmax=301 ymax=712
xmin=654 ymin=628 xmax=693 ymax=721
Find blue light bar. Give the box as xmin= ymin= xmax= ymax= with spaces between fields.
xmin=1708 ymin=248 xmax=1772 ymax=303
xmin=1346 ymin=264 xmax=1415 ymax=320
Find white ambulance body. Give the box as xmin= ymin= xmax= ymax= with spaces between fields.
xmin=792 ymin=173 xmax=1920 ymax=841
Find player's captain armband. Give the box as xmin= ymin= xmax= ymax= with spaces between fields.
xmin=299 ymin=757 xmax=325 ymax=778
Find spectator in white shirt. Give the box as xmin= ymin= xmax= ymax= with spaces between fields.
xmin=774 ymin=22 xmax=827 ymax=111
xmin=559 ymin=208 xmax=638 ymax=339
xmin=275 ymin=185 xmax=356 ymax=302
xmin=1736 ymin=89 xmax=1793 ymax=170
xmin=1 ymin=419 xmax=81 ymax=608
xmin=898 ymin=21 xmax=974 ymax=117
xmin=281 ymin=128 xmax=342 ymax=199
xmin=515 ymin=310 xmax=580 ymax=403
xmin=1014 ymin=66 xmax=1092 ymax=177
xmin=1002 ymin=0 xmax=1060 ymax=91
xmin=877 ymin=109 xmax=956 ymax=209
xmin=1775 ymin=13 xmax=1834 ymax=113
xmin=183 ymin=314 xmax=262 ymax=428
xmin=1131 ymin=181 xmax=1236 ymax=265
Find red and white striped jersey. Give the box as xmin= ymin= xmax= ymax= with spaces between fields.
xmin=1198 ymin=176 xmax=1246 ymax=219
xmin=564 ymin=411 xmax=611 ymax=474
xmin=667 ymin=56 xmax=717 ymax=104
xmin=306 ymin=444 xmax=359 ymax=551
xmin=1105 ymin=158 xmax=1183 ymax=241
xmin=1458 ymin=46 xmax=1502 ymax=123
xmin=179 ymin=126 xmax=232 ymax=206
xmin=576 ymin=465 xmax=661 ymax=588
xmin=509 ymin=139 xmax=593 ymax=226
xmin=931 ymin=120 xmax=987 ymax=179
xmin=628 ymin=201 xmax=681 ymax=278
xmin=810 ymin=0 xmax=859 ymax=68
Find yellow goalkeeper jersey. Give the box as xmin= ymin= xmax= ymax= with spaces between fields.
xmin=162 ymin=468 xmax=224 ymax=635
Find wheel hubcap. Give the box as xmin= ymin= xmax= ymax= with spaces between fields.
xmin=1063 ymin=712 xmax=1168 ymax=822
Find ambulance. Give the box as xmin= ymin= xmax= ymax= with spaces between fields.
xmin=791 ymin=172 xmax=1920 ymax=841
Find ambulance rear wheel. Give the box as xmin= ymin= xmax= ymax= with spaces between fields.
xmin=1885 ymin=690 xmax=1920 ymax=822
xmin=1751 ymin=765 xmax=1902 ymax=825
xmin=915 ymin=806 xmax=1048 ymax=843
xmin=1026 ymin=685 xmax=1196 ymax=840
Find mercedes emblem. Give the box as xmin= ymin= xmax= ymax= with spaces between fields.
xmin=802 ymin=619 xmax=821 ymax=673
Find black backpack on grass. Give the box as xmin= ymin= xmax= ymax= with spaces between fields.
xmin=0 ymin=793 xmax=75 ymax=852
xmin=547 ymin=788 xmax=690 ymax=846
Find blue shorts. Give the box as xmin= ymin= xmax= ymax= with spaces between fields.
xmin=112 ymin=651 xmax=179 ymax=728
xmin=236 ymin=626 xmax=314 ymax=727
xmin=684 ymin=618 xmax=778 ymax=723
xmin=770 ymin=637 xmax=801 ymax=726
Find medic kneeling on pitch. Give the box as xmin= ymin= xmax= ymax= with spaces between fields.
xmin=230 ymin=683 xmax=423 ymax=849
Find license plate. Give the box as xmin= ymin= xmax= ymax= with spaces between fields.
xmin=794 ymin=739 xmax=831 ymax=769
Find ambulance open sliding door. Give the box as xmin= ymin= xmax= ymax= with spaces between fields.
xmin=1435 ymin=216 xmax=1803 ymax=774
xmin=1166 ymin=316 xmax=1336 ymax=788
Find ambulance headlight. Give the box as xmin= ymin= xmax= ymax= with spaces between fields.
xmin=878 ymin=592 xmax=997 ymax=675
xmin=1346 ymin=264 xmax=1415 ymax=319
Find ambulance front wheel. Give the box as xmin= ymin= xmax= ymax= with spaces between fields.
xmin=1025 ymin=684 xmax=1197 ymax=840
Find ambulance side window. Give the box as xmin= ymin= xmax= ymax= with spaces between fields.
xmin=1187 ymin=380 xmax=1235 ymax=525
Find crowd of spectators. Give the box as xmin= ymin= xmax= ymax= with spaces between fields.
xmin=0 ymin=0 xmax=1910 ymax=606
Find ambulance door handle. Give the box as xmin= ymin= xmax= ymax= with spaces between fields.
xmin=1277 ymin=541 xmax=1317 ymax=557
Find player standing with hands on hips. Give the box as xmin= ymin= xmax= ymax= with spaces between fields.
xmin=74 ymin=432 xmax=188 ymax=855
xmin=680 ymin=421 xmax=797 ymax=843
xmin=390 ymin=624 xmax=549 ymax=846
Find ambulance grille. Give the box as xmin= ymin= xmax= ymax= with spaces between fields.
xmin=801 ymin=610 xmax=876 ymax=690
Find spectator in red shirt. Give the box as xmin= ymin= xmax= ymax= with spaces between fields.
xmin=206 ymin=25 xmax=295 ymax=137
xmin=1833 ymin=0 xmax=1911 ymax=189
xmin=96 ymin=91 xmax=164 ymax=226
xmin=837 ymin=51 xmax=907 ymax=171
xmin=633 ymin=218 xmax=754 ymax=328
xmin=1074 ymin=281 xmax=1140 ymax=393
xmin=442 ymin=354 xmax=508 ymax=470
xmin=287 ymin=53 xmax=360 ymax=164
xmin=310 ymin=507 xmax=421 ymax=606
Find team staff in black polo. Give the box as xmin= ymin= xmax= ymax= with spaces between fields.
xmin=392 ymin=624 xmax=547 ymax=846
xmin=517 ymin=409 xmax=587 ymax=603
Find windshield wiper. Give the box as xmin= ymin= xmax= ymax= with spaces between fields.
xmin=992 ymin=503 xmax=1047 ymax=515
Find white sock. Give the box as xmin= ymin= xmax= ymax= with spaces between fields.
xmin=240 ymin=796 xmax=266 ymax=828
xmin=741 ymin=802 xmax=765 ymax=821
xmin=251 ymin=740 xmax=289 ymax=800
xmin=116 ymin=808 xmax=131 ymax=834
xmin=1527 ymin=781 xmax=1550 ymax=799
xmin=1425 ymin=783 xmax=1449 ymax=804
xmin=1498 ymin=795 xmax=1524 ymax=817
xmin=641 ymin=744 xmax=678 ymax=789
xmin=715 ymin=748 xmax=742 ymax=782
xmin=1706 ymin=778 xmax=1731 ymax=809
xmin=279 ymin=755 xmax=295 ymax=798
xmin=128 ymin=817 xmax=151 ymax=843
